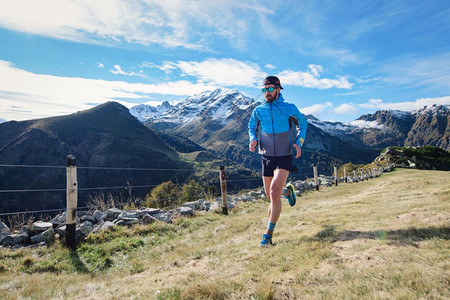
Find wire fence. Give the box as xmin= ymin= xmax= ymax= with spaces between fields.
xmin=0 ymin=159 xmax=377 ymax=218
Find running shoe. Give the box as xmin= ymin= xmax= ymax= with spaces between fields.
xmin=286 ymin=182 xmax=296 ymax=206
xmin=258 ymin=234 xmax=273 ymax=247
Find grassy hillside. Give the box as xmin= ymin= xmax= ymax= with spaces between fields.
xmin=0 ymin=102 xmax=192 ymax=214
xmin=0 ymin=168 xmax=449 ymax=299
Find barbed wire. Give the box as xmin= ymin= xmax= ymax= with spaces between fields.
xmin=0 ymin=206 xmax=88 ymax=217
xmin=78 ymin=166 xmax=197 ymax=172
xmin=0 ymin=164 xmax=198 ymax=172
xmin=0 ymin=163 xmax=335 ymax=172
xmin=0 ymin=188 xmax=66 ymax=193
xmin=0 ymin=164 xmax=66 ymax=169
xmin=0 ymin=162 xmax=376 ymax=217
xmin=0 ymin=169 xmax=332 ymax=193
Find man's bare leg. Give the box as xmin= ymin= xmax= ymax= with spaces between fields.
xmin=262 ymin=168 xmax=290 ymax=236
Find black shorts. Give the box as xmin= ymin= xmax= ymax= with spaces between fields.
xmin=261 ymin=155 xmax=293 ymax=177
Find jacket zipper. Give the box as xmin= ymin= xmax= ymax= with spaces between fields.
xmin=270 ymin=103 xmax=277 ymax=156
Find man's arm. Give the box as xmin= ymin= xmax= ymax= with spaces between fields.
xmin=293 ymin=144 xmax=301 ymax=158
xmin=291 ymin=106 xmax=307 ymax=148
xmin=248 ymin=109 xmax=259 ymax=152
xmin=249 ymin=140 xmax=258 ymax=152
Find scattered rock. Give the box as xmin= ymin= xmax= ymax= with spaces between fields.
xmin=182 ymin=199 xmax=204 ymax=210
xmin=93 ymin=210 xmax=105 ymax=222
xmin=101 ymin=221 xmax=116 ymax=231
xmin=2 ymin=164 xmax=395 ymax=248
xmin=177 ymin=207 xmax=194 ymax=217
xmin=80 ymin=221 xmax=94 ymax=235
xmin=2 ymin=233 xmax=29 ymax=246
xmin=30 ymin=228 xmax=54 ymax=244
xmin=119 ymin=210 xmax=140 ymax=225
xmin=141 ymin=214 xmax=158 ymax=225
xmin=31 ymin=221 xmax=53 ymax=233
xmin=0 ymin=221 xmax=9 ymax=234
xmin=80 ymin=214 xmax=96 ymax=224
xmin=104 ymin=208 xmax=122 ymax=221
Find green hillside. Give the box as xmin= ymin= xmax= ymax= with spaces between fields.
xmin=0 ymin=168 xmax=449 ymax=299
xmin=0 ymin=102 xmax=193 ymax=214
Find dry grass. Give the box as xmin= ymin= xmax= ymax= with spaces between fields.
xmin=0 ymin=168 xmax=449 ymax=299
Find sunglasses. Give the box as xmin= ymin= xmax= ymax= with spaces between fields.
xmin=262 ymin=87 xmax=277 ymax=93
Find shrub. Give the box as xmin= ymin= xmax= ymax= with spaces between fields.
xmin=180 ymin=180 xmax=204 ymax=202
xmin=145 ymin=181 xmax=179 ymax=208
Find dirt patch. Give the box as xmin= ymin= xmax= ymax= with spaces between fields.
xmin=331 ymin=240 xmax=392 ymax=268
xmin=395 ymin=211 xmax=449 ymax=227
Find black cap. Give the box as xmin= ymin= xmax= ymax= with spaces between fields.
xmin=263 ymin=76 xmax=283 ymax=89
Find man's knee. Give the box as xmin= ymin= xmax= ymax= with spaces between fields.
xmin=270 ymin=186 xmax=283 ymax=200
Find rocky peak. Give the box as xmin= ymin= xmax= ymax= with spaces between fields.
xmin=132 ymin=88 xmax=255 ymax=126
xmin=356 ymin=109 xmax=415 ymax=134
xmin=129 ymin=101 xmax=173 ymax=122
xmin=413 ymin=104 xmax=449 ymax=117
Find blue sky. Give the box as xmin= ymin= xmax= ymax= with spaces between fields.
xmin=0 ymin=0 xmax=449 ymax=123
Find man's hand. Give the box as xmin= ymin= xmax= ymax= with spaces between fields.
xmin=293 ymin=144 xmax=302 ymax=158
xmin=249 ymin=140 xmax=258 ymax=152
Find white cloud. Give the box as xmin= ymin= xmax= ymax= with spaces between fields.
xmin=332 ymin=103 xmax=358 ymax=115
xmin=0 ymin=0 xmax=271 ymax=51
xmin=359 ymin=98 xmax=384 ymax=109
xmin=0 ymin=60 xmax=214 ymax=121
xmin=308 ymin=64 xmax=323 ymax=77
xmin=109 ymin=65 xmax=144 ymax=77
xmin=174 ymin=58 xmax=265 ymax=87
xmin=110 ymin=65 xmax=126 ymax=75
xmin=139 ymin=58 xmax=354 ymax=90
xmin=300 ymin=96 xmax=450 ymax=122
xmin=358 ymin=96 xmax=450 ymax=111
xmin=301 ymin=102 xmax=333 ymax=118
xmin=0 ymin=0 xmax=199 ymax=49
xmin=278 ymin=65 xmax=353 ymax=89
xmin=265 ymin=64 xmax=276 ymax=69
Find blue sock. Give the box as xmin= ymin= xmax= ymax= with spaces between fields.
xmin=267 ymin=222 xmax=276 ymax=235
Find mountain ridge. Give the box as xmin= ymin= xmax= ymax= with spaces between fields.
xmin=0 ymin=102 xmax=194 ymax=214
xmin=132 ymin=89 xmax=449 ymax=173
xmin=1 ymin=92 xmax=448 ymax=215
xmin=131 ymin=89 xmax=449 ymax=152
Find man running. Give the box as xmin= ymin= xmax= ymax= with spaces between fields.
xmin=248 ymin=75 xmax=307 ymax=247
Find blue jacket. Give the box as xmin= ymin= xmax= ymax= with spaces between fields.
xmin=248 ymin=93 xmax=307 ymax=156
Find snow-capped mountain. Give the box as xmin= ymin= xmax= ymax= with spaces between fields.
xmin=130 ymin=88 xmax=260 ymax=167
xmin=407 ymin=105 xmax=450 ymax=149
xmin=349 ymin=104 xmax=449 ymax=149
xmin=131 ymin=88 xmax=255 ymax=127
xmin=305 ymin=104 xmax=449 ymax=149
xmin=129 ymin=90 xmax=449 ymax=170
xmin=129 ymin=101 xmax=172 ymax=122
xmin=413 ymin=104 xmax=450 ymax=117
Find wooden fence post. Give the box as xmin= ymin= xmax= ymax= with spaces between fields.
xmin=344 ymin=166 xmax=348 ymax=183
xmin=219 ymin=165 xmax=228 ymax=215
xmin=334 ymin=166 xmax=338 ymax=186
xmin=313 ymin=164 xmax=319 ymax=191
xmin=66 ymin=155 xmax=78 ymax=250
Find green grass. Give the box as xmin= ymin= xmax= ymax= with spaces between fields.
xmin=0 ymin=168 xmax=449 ymax=299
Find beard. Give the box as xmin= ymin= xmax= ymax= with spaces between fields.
xmin=265 ymin=91 xmax=278 ymax=103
